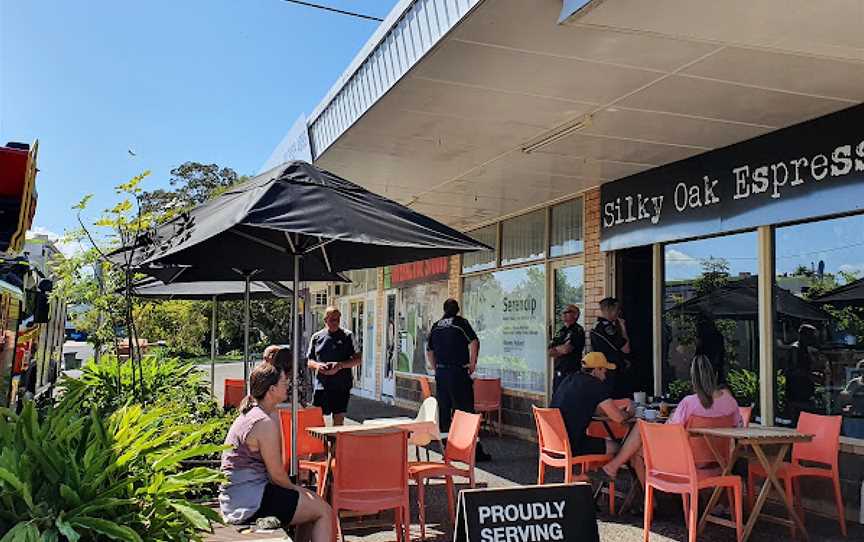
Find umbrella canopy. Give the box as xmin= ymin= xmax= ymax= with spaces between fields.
xmin=119 ymin=160 xmax=490 ymax=477
xmin=813 ymin=277 xmax=864 ymax=306
xmin=129 ymin=278 xmax=293 ymax=300
xmin=668 ymin=278 xmax=831 ymax=321
xmin=119 ymin=161 xmax=490 ymax=279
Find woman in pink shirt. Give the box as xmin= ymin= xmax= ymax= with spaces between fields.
xmin=668 ymin=355 xmax=743 ymax=427
xmin=601 ymin=355 xmax=741 ymax=482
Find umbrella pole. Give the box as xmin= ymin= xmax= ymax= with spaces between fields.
xmin=211 ymin=295 xmax=217 ymax=397
xmin=244 ymin=273 xmax=251 ymax=395
xmin=291 ymin=254 xmax=300 ymax=477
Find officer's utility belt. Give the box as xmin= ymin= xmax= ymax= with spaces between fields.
xmin=436 ymin=364 xmax=467 ymax=370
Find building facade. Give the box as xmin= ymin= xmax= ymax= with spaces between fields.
xmin=273 ymin=0 xmax=864 ymax=523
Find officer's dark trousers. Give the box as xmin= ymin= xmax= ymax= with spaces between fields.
xmin=435 ymin=365 xmax=474 ymax=433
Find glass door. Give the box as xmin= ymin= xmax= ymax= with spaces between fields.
xmin=547 ymin=259 xmax=585 ymax=400
xmin=382 ymin=291 xmax=397 ymax=398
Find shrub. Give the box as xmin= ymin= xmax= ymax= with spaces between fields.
xmin=0 ymin=401 xmax=225 ymax=541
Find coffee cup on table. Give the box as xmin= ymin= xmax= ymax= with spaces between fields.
xmin=644 ymin=409 xmax=659 ymax=421
xmin=635 ymin=405 xmax=646 ymax=418
xmin=633 ymin=392 xmax=646 ymax=405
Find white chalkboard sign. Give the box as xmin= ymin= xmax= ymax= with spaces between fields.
xmin=454 ymin=483 xmax=599 ymax=542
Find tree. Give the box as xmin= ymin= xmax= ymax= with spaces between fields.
xmin=693 ymin=257 xmax=730 ymax=296
xmin=139 ymin=162 xmax=241 ymax=219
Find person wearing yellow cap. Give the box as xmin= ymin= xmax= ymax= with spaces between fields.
xmin=549 ymin=352 xmax=634 ymax=459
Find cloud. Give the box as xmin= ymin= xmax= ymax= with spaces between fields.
xmin=27 ymin=225 xmax=86 ymax=258
xmin=665 ymin=248 xmax=702 ymax=281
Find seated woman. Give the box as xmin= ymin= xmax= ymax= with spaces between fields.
xmin=601 ymin=355 xmax=741 ymax=482
xmin=219 ymin=363 xmax=333 ymax=542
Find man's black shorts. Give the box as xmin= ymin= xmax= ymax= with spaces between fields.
xmin=313 ymin=388 xmax=351 ymax=415
xmin=574 ymin=436 xmax=606 ymax=456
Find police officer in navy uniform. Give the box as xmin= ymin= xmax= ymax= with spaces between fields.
xmin=426 ymin=298 xmax=491 ymax=461
xmin=590 ymin=297 xmax=631 ymax=399
xmin=306 ymin=306 xmax=361 ymax=426
xmin=549 ymin=304 xmax=586 ymax=394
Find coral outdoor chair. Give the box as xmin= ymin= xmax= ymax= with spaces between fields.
xmin=278 ymin=407 xmax=331 ymax=496
xmin=473 ymin=377 xmax=503 ymax=437
xmin=586 ymin=399 xmax=631 ymax=441
xmin=223 ymin=378 xmax=245 ymax=409
xmin=418 ymin=375 xmax=433 ymax=401
xmin=640 ymin=421 xmax=743 ymax=542
xmin=738 ymin=406 xmax=753 ymax=428
xmin=409 ymin=409 xmax=480 ymax=540
xmin=686 ymin=414 xmax=737 ymax=469
xmin=332 ymin=430 xmax=411 ymax=542
xmin=532 ymin=406 xmax=616 ymax=513
xmin=747 ymin=412 xmax=846 ymax=537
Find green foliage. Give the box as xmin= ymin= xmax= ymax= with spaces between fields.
xmin=667 ymin=379 xmax=693 ymax=402
xmin=134 ymin=301 xmax=210 ymax=357
xmin=0 ymin=401 xmax=224 ymax=541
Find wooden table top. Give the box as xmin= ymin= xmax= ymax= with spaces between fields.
xmin=306 ymin=419 xmax=438 ymax=439
xmin=687 ymin=425 xmax=813 ymax=444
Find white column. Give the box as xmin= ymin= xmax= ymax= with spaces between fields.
xmin=652 ymin=243 xmax=664 ymax=397
xmin=758 ymin=225 xmax=775 ymax=426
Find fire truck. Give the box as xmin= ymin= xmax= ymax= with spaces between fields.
xmin=0 ymin=140 xmax=67 ymax=409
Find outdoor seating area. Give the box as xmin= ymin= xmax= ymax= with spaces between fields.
xmin=205 ymin=396 xmax=864 ymax=542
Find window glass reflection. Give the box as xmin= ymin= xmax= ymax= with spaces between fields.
xmin=663 ymin=232 xmax=759 ymax=412
xmin=775 ymin=213 xmax=864 ymax=437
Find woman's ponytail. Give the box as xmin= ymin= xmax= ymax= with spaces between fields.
xmin=239 ymin=394 xmax=256 ymax=414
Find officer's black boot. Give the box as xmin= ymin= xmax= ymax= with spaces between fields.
xmin=475 ymin=441 xmax=492 ymax=462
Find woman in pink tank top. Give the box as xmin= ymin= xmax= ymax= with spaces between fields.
xmin=219 ymin=363 xmax=333 ymax=542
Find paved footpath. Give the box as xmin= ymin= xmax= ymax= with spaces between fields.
xmin=208 ymin=396 xmax=862 ymax=542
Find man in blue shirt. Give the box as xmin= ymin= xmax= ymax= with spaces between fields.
xmin=306 ymin=307 xmax=361 ymax=426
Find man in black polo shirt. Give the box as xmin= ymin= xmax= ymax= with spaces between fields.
xmin=306 ymin=307 xmax=361 ymax=426
xmin=426 ymin=298 xmax=491 ymax=461
xmin=590 ymin=297 xmax=631 ymax=399
xmin=549 ymin=304 xmax=585 ymax=394
xmin=550 ymin=352 xmax=633 ymax=458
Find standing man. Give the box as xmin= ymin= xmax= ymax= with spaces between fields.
xmin=590 ymin=297 xmax=631 ymax=399
xmin=426 ymin=298 xmax=491 ymax=461
xmin=548 ymin=304 xmax=586 ymax=393
xmin=306 ymin=307 xmax=361 ymax=426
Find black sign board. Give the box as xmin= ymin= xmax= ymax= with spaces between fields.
xmin=454 ymin=483 xmax=599 ymax=542
xmin=600 ymin=103 xmax=864 ymax=251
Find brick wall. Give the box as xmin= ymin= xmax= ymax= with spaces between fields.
xmin=583 ymin=188 xmax=607 ymax=341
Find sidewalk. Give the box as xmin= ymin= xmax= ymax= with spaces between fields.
xmin=208 ymin=396 xmax=863 ymax=542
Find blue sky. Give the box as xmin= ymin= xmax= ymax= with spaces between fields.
xmin=1 ymin=0 xmax=395 ymax=249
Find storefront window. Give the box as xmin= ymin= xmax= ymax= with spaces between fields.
xmin=774 ymin=214 xmax=864 ymax=437
xmin=463 ymin=265 xmax=546 ymax=392
xmin=501 ymin=210 xmax=545 ymax=266
xmin=663 ymin=232 xmax=759 ymax=411
xmin=462 ymin=225 xmax=497 ymax=274
xmin=553 ymin=264 xmax=584 ymax=331
xmin=395 ymin=281 xmax=450 ymax=375
xmin=345 ymin=268 xmax=375 ymax=295
xmin=550 ymin=198 xmax=584 ymax=258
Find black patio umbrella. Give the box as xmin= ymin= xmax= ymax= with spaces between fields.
xmin=129 ymin=278 xmax=294 ymax=395
xmin=117 ymin=160 xmax=490 ymax=474
xmin=668 ymin=278 xmax=830 ymax=321
xmin=813 ymin=277 xmax=864 ymax=306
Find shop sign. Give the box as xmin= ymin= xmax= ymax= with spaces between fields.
xmin=454 ymin=483 xmax=598 ymax=542
xmin=390 ymin=256 xmax=449 ymax=287
xmin=600 ymin=104 xmax=864 ymax=251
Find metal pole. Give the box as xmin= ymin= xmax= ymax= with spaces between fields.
xmin=291 ymin=253 xmax=300 ymax=476
xmin=244 ymin=273 xmax=251 ymax=395
xmin=211 ymin=295 xmax=217 ymax=397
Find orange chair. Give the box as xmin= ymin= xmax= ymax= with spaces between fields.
xmin=738 ymin=406 xmax=753 ymax=428
xmin=409 ymin=410 xmax=480 ymax=540
xmin=278 ymin=407 xmax=331 ymax=496
xmin=418 ymin=375 xmax=433 ymax=401
xmin=473 ymin=377 xmax=502 ymax=437
xmin=332 ymin=430 xmax=410 ymax=542
xmin=686 ymin=414 xmax=737 ymax=468
xmin=640 ymin=421 xmax=743 ymax=542
xmin=747 ymin=412 xmax=846 ymax=537
xmin=532 ymin=406 xmax=616 ymax=513
xmin=587 ymin=399 xmax=631 ymax=441
xmin=223 ymin=378 xmax=245 ymax=409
